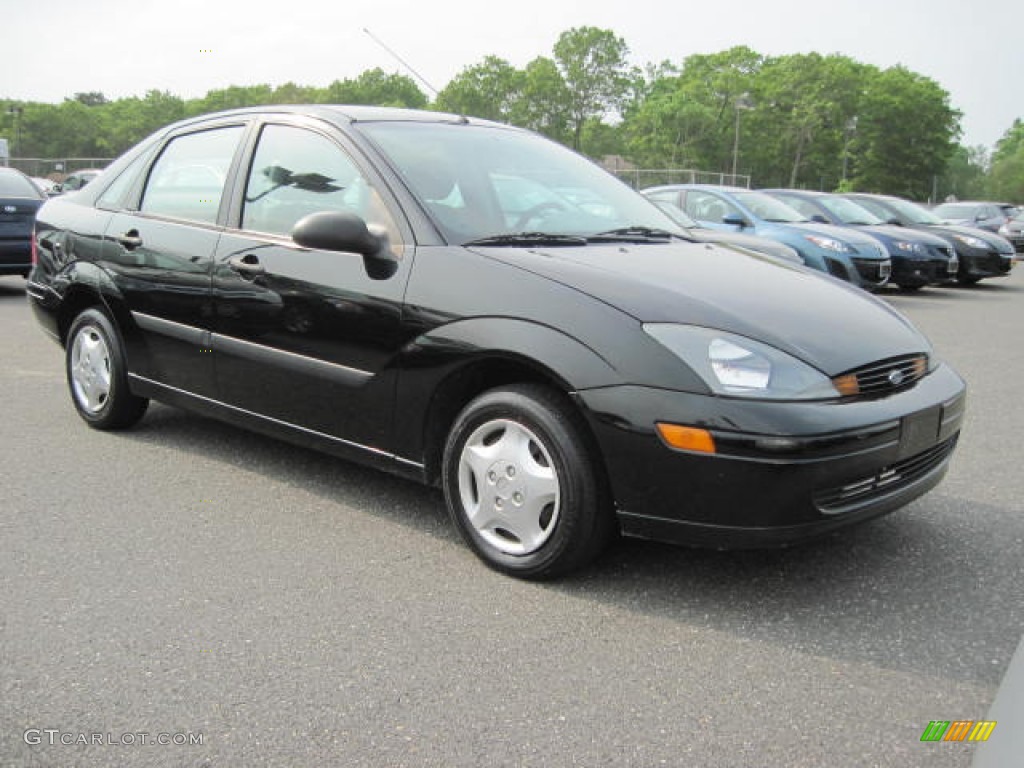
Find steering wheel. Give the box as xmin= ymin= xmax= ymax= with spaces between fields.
xmin=513 ymin=202 xmax=566 ymax=230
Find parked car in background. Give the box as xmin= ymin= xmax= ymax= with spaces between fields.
xmin=762 ymin=189 xmax=958 ymax=290
xmin=51 ymin=168 xmax=103 ymax=195
xmin=646 ymin=198 xmax=803 ymax=264
xmin=998 ymin=209 xmax=1024 ymax=254
xmin=931 ymin=201 xmax=1016 ymax=233
xmin=26 ymin=105 xmax=966 ymax=578
xmin=644 ymin=184 xmax=891 ymax=290
xmin=843 ymin=193 xmax=1015 ymax=284
xmin=31 ymin=177 xmax=58 ymax=196
xmin=0 ymin=167 xmax=46 ymax=278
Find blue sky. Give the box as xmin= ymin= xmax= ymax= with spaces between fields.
xmin=5 ymin=0 xmax=1022 ymax=150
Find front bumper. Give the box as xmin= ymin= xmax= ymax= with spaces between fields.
xmin=575 ymin=363 xmax=966 ymax=548
xmin=955 ymin=244 xmax=1014 ymax=280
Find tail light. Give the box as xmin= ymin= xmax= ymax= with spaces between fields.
xmin=31 ymin=231 xmax=38 ymax=266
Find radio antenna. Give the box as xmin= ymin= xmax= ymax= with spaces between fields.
xmin=363 ymin=28 xmax=439 ymax=97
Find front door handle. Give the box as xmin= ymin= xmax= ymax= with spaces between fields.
xmin=116 ymin=230 xmax=143 ymax=249
xmin=227 ymin=254 xmax=266 ymax=276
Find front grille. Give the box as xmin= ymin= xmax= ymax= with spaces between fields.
xmin=814 ymin=435 xmax=958 ymax=514
xmin=852 ymin=257 xmax=891 ymax=284
xmin=832 ymin=354 xmax=928 ymax=396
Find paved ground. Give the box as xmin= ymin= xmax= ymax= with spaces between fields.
xmin=1 ymin=271 xmax=1022 ymax=767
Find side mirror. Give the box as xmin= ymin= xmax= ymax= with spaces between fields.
xmin=810 ymin=214 xmax=829 ymax=224
xmin=291 ymin=211 xmax=398 ymax=279
xmin=886 ymin=217 xmax=902 ymax=226
xmin=291 ymin=211 xmax=386 ymax=257
xmin=722 ymin=213 xmax=748 ymax=228
xmin=50 ymin=183 xmax=63 ymax=195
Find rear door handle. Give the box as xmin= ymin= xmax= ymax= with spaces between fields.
xmin=228 ymin=254 xmax=266 ymax=276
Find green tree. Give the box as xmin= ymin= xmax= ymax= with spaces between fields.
xmin=510 ymin=57 xmax=572 ymax=145
xmin=750 ymin=53 xmax=865 ymax=188
xmin=325 ymin=69 xmax=427 ymax=108
xmin=851 ymin=66 xmax=960 ymax=199
xmin=552 ymin=26 xmax=631 ymax=150
xmin=988 ymin=119 xmax=1024 ymax=201
xmin=623 ymin=47 xmax=762 ymax=172
xmin=936 ymin=145 xmax=990 ymax=201
xmin=435 ymin=56 xmax=523 ymax=122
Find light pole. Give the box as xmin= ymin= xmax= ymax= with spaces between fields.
xmin=6 ymin=106 xmax=23 ymax=158
xmin=731 ymin=93 xmax=754 ymax=182
xmin=841 ymin=116 xmax=858 ymax=184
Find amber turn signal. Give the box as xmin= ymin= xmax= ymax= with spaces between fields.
xmin=656 ymin=423 xmax=716 ymax=454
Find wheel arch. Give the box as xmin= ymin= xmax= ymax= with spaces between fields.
xmin=399 ymin=318 xmax=622 ymax=487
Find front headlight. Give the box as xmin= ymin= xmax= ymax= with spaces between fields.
xmin=643 ymin=324 xmax=840 ymax=400
xmin=998 ymin=224 xmax=1010 ymax=236
xmin=804 ymin=234 xmax=854 ymax=253
xmin=952 ymin=233 xmax=989 ymax=249
xmin=895 ymin=240 xmax=924 ymax=253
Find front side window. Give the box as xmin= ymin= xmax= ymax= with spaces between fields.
xmin=684 ymin=191 xmax=740 ymax=223
xmin=140 ymin=126 xmax=242 ymax=224
xmin=242 ymin=124 xmax=401 ymax=249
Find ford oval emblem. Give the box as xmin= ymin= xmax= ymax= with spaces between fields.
xmin=888 ymin=369 xmax=905 ymax=386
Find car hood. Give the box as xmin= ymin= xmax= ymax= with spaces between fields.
xmin=918 ymin=224 xmax=1014 ymax=253
xmin=858 ymin=224 xmax=953 ymax=247
xmin=476 ymin=241 xmax=928 ymax=376
xmin=786 ymin=221 xmax=885 ymax=249
xmin=690 ymin=228 xmax=802 ymax=264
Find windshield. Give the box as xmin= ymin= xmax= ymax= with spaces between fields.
xmin=882 ymin=197 xmax=942 ymax=225
xmin=818 ymin=196 xmax=882 ymax=225
xmin=932 ymin=203 xmax=978 ymax=219
xmin=359 ymin=122 xmax=679 ymax=243
xmin=733 ymin=191 xmax=806 ymax=223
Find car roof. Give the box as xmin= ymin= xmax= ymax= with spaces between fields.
xmin=152 ymin=104 xmax=507 ymax=137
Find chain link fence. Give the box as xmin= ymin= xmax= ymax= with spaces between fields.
xmin=6 ymin=157 xmax=114 ymax=180
xmin=612 ymin=169 xmax=751 ymax=190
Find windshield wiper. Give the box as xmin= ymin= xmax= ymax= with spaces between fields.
xmin=463 ymin=232 xmax=588 ymax=247
xmin=587 ymin=226 xmax=681 ymax=242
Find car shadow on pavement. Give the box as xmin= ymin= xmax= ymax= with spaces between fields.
xmin=0 ymin=280 xmax=27 ymax=299
xmin=118 ymin=402 xmax=1021 ymax=691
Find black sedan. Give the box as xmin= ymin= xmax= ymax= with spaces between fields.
xmin=762 ymin=189 xmax=959 ymax=289
xmin=27 ymin=106 xmax=966 ymax=578
xmin=0 ymin=167 xmax=46 ymax=278
xmin=843 ymin=193 xmax=1015 ymax=284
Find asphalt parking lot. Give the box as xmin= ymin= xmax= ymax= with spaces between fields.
xmin=1 ymin=272 xmax=1022 ymax=767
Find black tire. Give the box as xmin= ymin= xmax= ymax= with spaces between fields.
xmin=442 ymin=383 xmax=614 ymax=579
xmin=65 ymin=308 xmax=148 ymax=430
xmin=959 ymin=275 xmax=981 ymax=286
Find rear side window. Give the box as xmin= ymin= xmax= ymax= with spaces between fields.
xmin=141 ymin=127 xmax=242 ymax=224
xmin=0 ymin=171 xmax=41 ymax=197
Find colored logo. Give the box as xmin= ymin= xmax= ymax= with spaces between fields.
xmin=920 ymin=720 xmax=997 ymax=742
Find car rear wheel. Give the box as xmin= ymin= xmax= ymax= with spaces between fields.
xmin=442 ymin=383 xmax=614 ymax=579
xmin=66 ymin=308 xmax=148 ymax=430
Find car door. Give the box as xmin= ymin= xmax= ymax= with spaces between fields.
xmin=210 ymin=119 xmax=414 ymax=453
xmin=101 ymin=123 xmax=247 ymax=398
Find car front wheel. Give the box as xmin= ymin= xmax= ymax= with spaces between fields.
xmin=442 ymin=384 xmax=614 ymax=579
xmin=66 ymin=308 xmax=148 ymax=430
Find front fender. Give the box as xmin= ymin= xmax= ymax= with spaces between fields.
xmin=393 ymin=317 xmax=625 ymax=473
